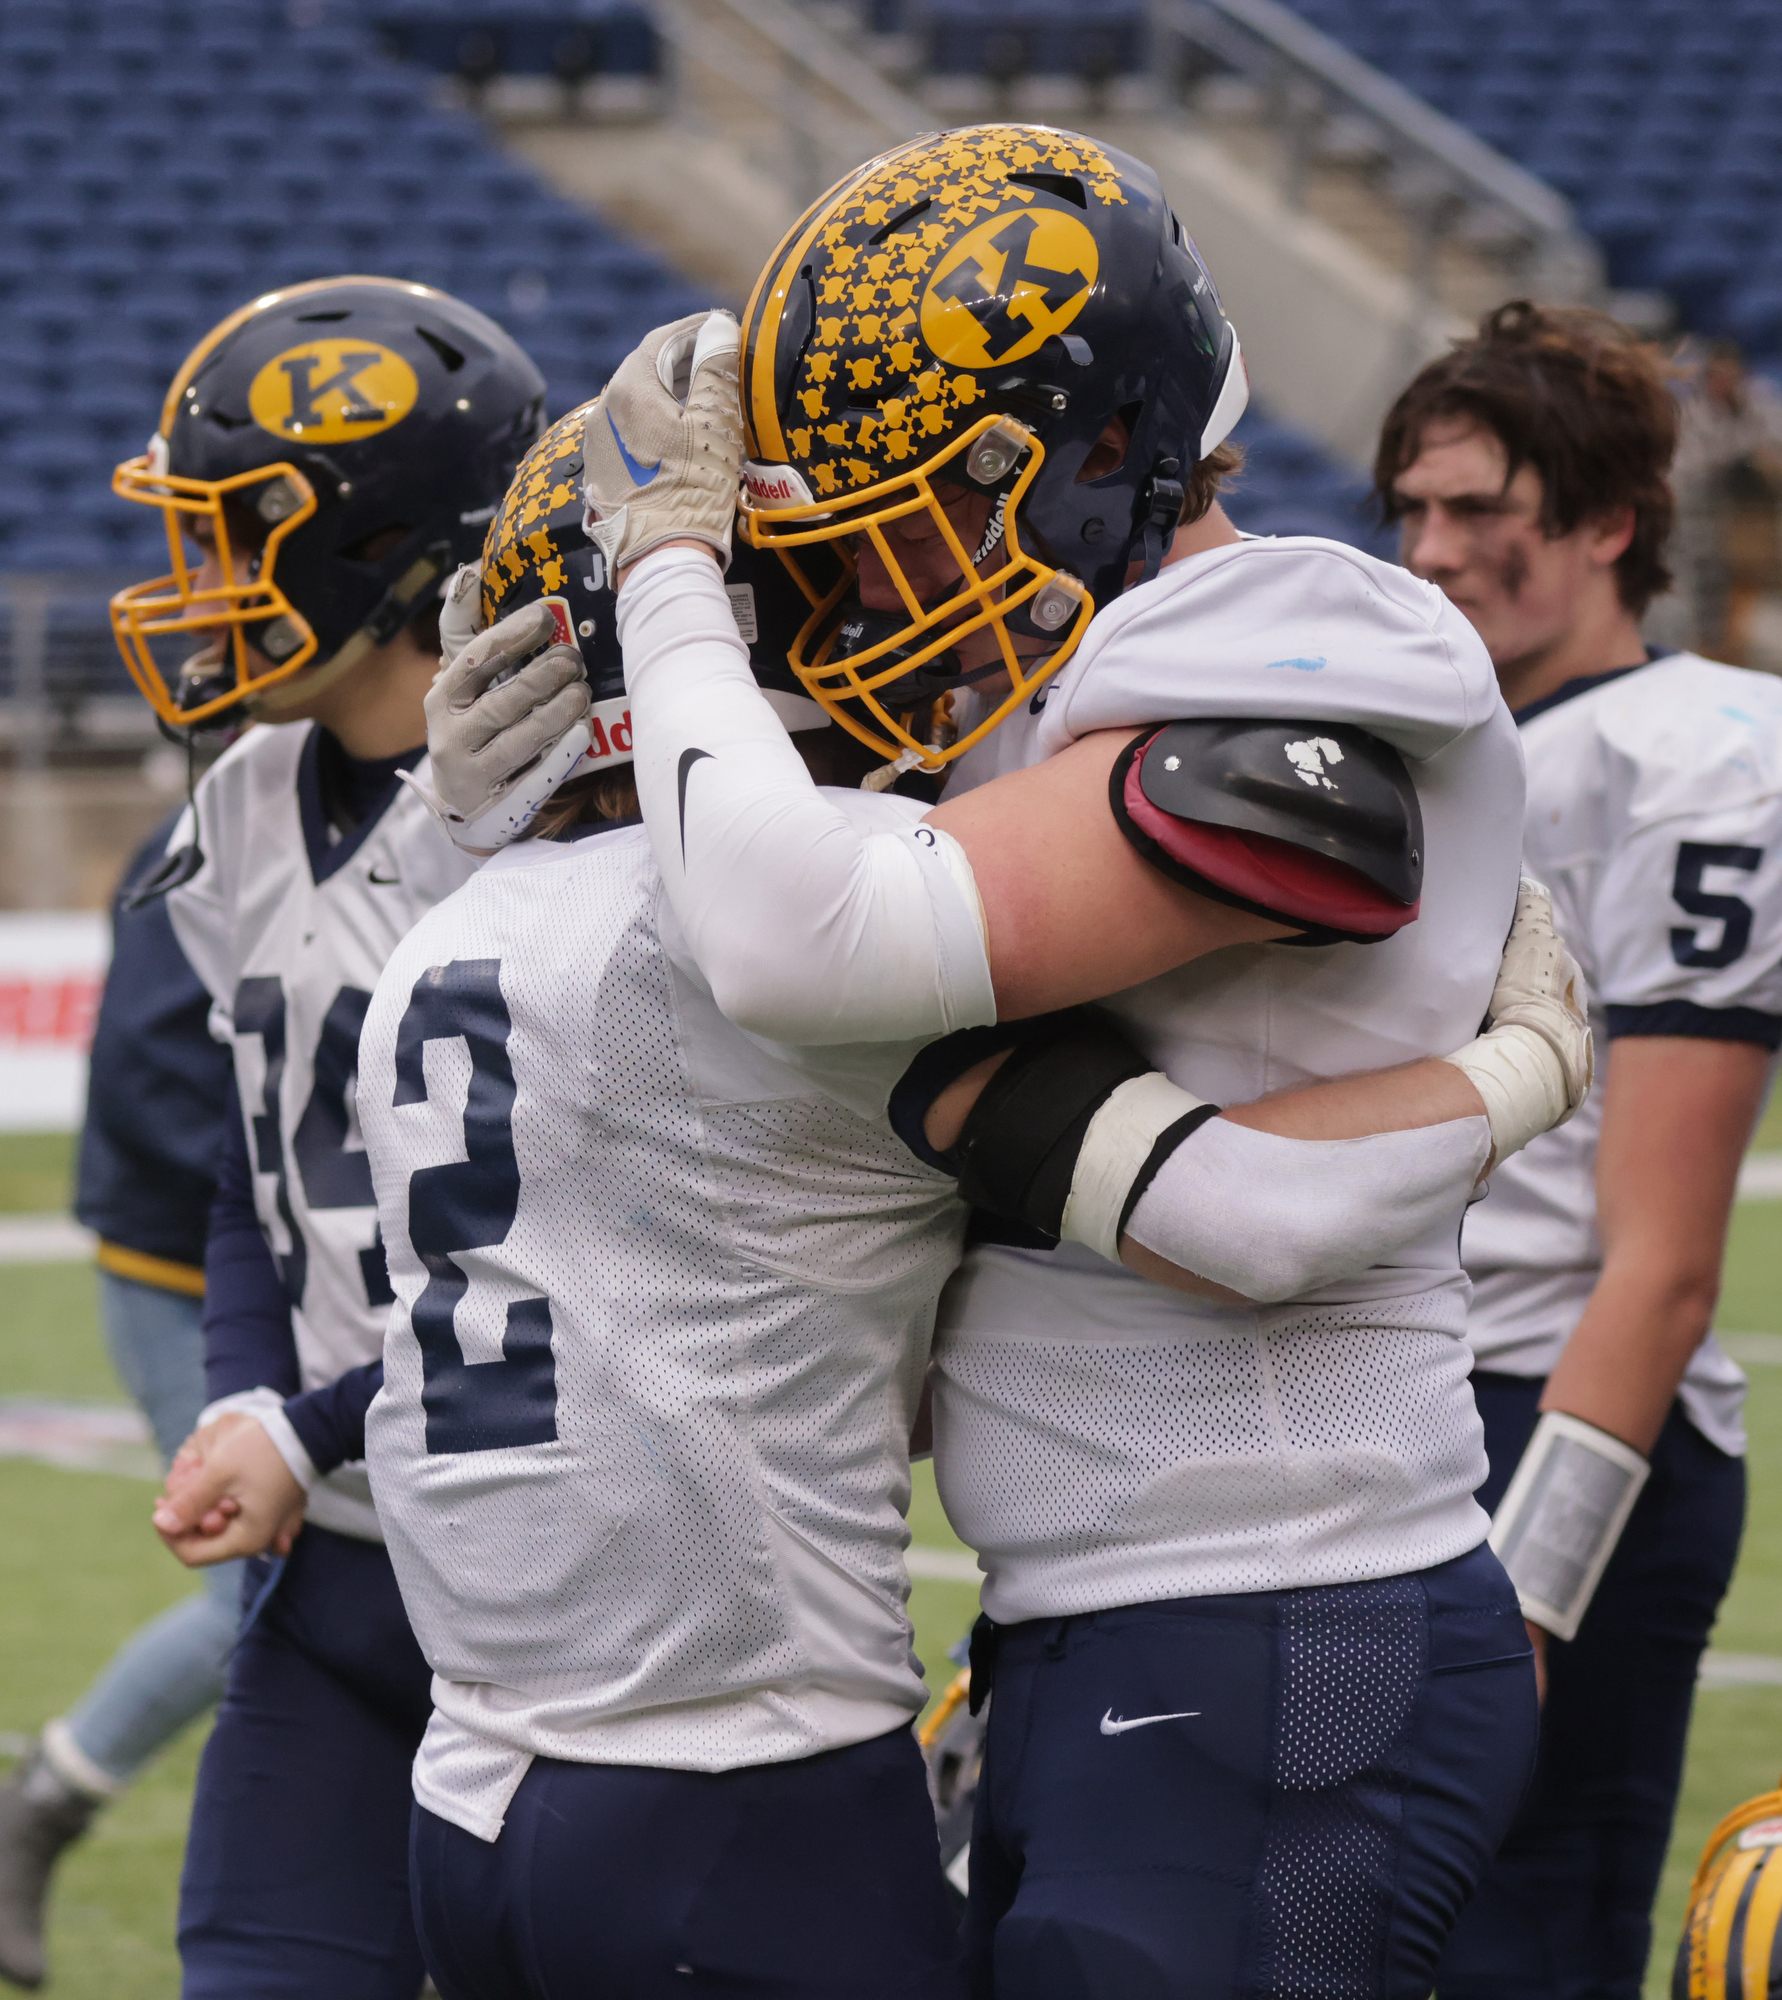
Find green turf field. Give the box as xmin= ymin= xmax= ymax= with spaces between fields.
xmin=3 ymin=1126 xmax=1780 ymax=1997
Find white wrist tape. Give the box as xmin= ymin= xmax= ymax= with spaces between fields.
xmin=1440 ymin=1023 xmax=1569 ymax=1168
xmin=1488 ymin=1410 xmax=1649 ymax=1641
xmin=197 ymin=1386 xmax=320 ymax=1494
xmin=1059 ymin=1072 xmax=1210 ymax=1263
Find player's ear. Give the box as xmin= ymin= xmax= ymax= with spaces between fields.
xmin=1586 ymin=504 xmax=1636 ymax=569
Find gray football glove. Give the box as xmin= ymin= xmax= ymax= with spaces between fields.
xmin=405 ymin=600 xmax=593 ymax=855
xmin=580 ymin=309 xmax=743 ymax=575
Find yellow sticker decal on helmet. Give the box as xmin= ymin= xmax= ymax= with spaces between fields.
xmin=920 ymin=207 xmax=1100 ymax=372
xmin=247 ymin=339 xmax=420 ymax=444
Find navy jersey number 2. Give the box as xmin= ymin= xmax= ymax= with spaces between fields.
xmin=391 ymin=957 xmax=558 ymax=1456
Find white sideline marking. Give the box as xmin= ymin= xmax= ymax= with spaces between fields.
xmin=907 ymin=1546 xmax=981 ymax=1584
xmin=1739 ymin=1153 xmax=1782 ymax=1200
xmin=0 ymin=1214 xmax=94 ymax=1264
xmin=1700 ymin=1653 xmax=1782 ymax=1690
xmin=1719 ymin=1332 xmax=1782 ymax=1366
xmin=0 ymin=1398 xmax=158 ymax=1480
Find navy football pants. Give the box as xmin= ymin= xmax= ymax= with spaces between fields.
xmin=412 ymin=1725 xmax=968 ymax=1998
xmin=964 ymin=1542 xmax=1540 ymax=1999
xmin=178 ymin=1524 xmax=433 ymax=2000
xmin=1434 ymin=1373 xmax=1746 ymax=2000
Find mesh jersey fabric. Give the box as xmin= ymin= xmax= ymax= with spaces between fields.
xmin=166 ymin=722 xmax=479 ymax=1539
xmin=357 ymin=809 xmax=982 ymax=1839
xmin=931 ymin=536 xmax=1523 ymax=1622
xmin=1463 ymin=654 xmax=1782 ymax=1456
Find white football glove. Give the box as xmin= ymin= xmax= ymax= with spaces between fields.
xmin=1442 ymin=876 xmax=1594 ymax=1169
xmin=580 ymin=309 xmax=743 ymax=576
xmin=1486 ymin=874 xmax=1595 ymax=1114
xmin=437 ymin=560 xmax=485 ymax=671
xmin=402 ymin=600 xmax=593 ymax=855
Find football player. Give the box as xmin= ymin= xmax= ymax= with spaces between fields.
xmin=402 ymin=127 xmax=1592 ymax=1997
xmin=154 ymin=346 xmax=1586 ymax=1995
xmin=0 ymin=811 xmax=233 ymax=1991
xmin=106 ymin=275 xmax=546 ymax=1999
xmin=1380 ymin=303 xmax=1782 ymax=2000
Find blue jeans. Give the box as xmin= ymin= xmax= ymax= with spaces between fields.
xmin=1433 ymin=1374 xmax=1746 ymax=2000
xmin=58 ymin=1271 xmax=243 ymax=1787
xmin=965 ymin=1543 xmax=1540 ymax=1999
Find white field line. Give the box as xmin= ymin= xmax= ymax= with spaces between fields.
xmin=905 ymin=1546 xmax=981 ymax=1584
xmin=1740 ymin=1153 xmax=1782 ymax=1200
xmin=0 ymin=1214 xmax=94 ymax=1264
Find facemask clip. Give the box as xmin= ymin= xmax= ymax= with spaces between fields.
xmin=1028 ymin=572 xmax=1087 ymax=633
xmin=965 ymin=418 xmax=1035 ymax=488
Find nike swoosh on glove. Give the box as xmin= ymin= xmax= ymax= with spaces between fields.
xmin=402 ymin=600 xmax=593 ymax=855
xmin=580 ymin=310 xmax=744 ymax=576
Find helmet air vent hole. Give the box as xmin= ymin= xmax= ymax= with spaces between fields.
xmin=416 ymin=327 xmax=466 ymax=372
xmin=1006 ymin=172 xmax=1087 ymax=209
xmin=869 ymin=199 xmax=932 ymax=243
xmin=294 ymin=309 xmax=351 ymax=323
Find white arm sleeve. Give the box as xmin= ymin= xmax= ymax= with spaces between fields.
xmin=618 ymin=548 xmax=996 ymax=1045
xmin=1123 ymin=1113 xmax=1491 ymax=1302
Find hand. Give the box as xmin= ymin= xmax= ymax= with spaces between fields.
xmin=1526 ymin=1618 xmax=1550 ymax=1704
xmin=580 ymin=310 xmax=743 ymax=574
xmin=421 ymin=601 xmax=592 ymax=836
xmin=438 ymin=560 xmax=486 ymax=671
xmin=152 ymin=1413 xmax=307 ymax=1567
xmin=1488 ymin=878 xmax=1594 ymax=1122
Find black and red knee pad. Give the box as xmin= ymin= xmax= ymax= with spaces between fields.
xmin=1110 ymin=719 xmax=1424 ymax=946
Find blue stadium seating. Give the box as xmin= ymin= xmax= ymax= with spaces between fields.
xmin=0 ymin=0 xmax=701 ymax=583
xmin=1279 ymin=0 xmax=1782 ymax=368
xmin=370 ymin=1 xmax=659 ymax=79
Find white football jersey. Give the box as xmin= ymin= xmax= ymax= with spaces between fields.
xmin=357 ymin=804 xmax=986 ymax=1841
xmin=1464 ymin=653 xmax=1782 ymax=1455
xmin=932 ymin=536 xmax=1526 ymax=1622
xmin=166 ymin=723 xmax=478 ymax=1539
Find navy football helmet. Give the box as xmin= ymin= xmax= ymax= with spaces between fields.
xmin=480 ymin=395 xmax=836 ymax=769
xmin=736 ymin=124 xmax=1247 ymax=770
xmin=112 ymin=276 xmax=547 ymax=728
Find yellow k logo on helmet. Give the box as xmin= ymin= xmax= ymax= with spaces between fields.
xmin=736 ymin=123 xmax=1246 ymax=773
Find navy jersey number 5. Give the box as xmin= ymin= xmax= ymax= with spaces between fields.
xmin=391 ymin=958 xmax=558 ymax=1456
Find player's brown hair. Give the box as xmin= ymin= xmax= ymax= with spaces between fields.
xmin=1373 ymin=301 xmax=1677 ymax=614
xmin=1184 ymin=440 xmax=1243 ymax=525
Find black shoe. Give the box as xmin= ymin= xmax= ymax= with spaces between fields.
xmin=0 ymin=1743 xmax=102 ymax=1990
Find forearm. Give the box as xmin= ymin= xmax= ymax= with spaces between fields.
xmin=202 ymin=1080 xmax=298 ymax=1401
xmin=284 ymin=1361 xmax=384 ymax=1476
xmin=1539 ymin=1035 xmax=1767 ymax=1453
xmin=1540 ymin=1263 xmax=1722 ymax=1454
xmin=619 ymin=549 xmax=994 ymax=1044
xmin=1121 ymin=1098 xmax=1489 ymax=1302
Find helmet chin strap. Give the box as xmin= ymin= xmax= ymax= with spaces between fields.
xmin=1135 ymin=459 xmax=1185 ymax=586
xmin=249 ymin=621 xmax=379 ymax=716
xmin=250 ymin=545 xmax=451 ymax=718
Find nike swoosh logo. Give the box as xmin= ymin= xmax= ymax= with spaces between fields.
xmin=368 ymin=866 xmax=401 ymax=886
xmin=1028 ymin=685 xmax=1050 ymax=714
xmin=608 ymin=408 xmax=661 ymax=487
xmin=677 ymin=747 xmax=713 ymax=861
xmin=1099 ymin=1708 xmax=1200 ymax=1736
